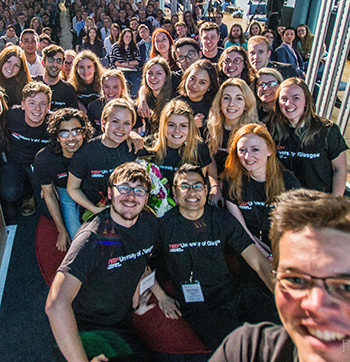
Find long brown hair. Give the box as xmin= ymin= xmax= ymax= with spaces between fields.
xmin=269 ymin=77 xmax=332 ymax=147
xmin=217 ymin=46 xmax=255 ymax=86
xmin=68 ymin=50 xmax=105 ymax=94
xmin=222 ymin=123 xmax=285 ymax=204
xmin=0 ymin=45 xmax=31 ymax=86
xmin=140 ymin=57 xmax=172 ymax=133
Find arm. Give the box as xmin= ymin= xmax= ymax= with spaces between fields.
xmin=45 ymin=272 xmax=108 ymax=362
xmin=207 ymin=159 xmax=223 ymax=205
xmin=226 ymin=200 xmax=256 ymax=241
xmin=67 ymin=172 xmax=107 ymax=215
xmin=150 ymin=280 xmax=182 ymax=319
xmin=41 ymin=184 xmax=71 ymax=252
xmin=331 ymin=151 xmax=347 ymax=195
xmin=241 ymin=244 xmax=273 ymax=292
xmin=137 ymin=85 xmax=151 ymax=119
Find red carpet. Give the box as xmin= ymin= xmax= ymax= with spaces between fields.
xmin=35 ymin=216 xmax=67 ymax=287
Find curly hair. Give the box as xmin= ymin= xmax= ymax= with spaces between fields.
xmin=47 ymin=108 xmax=94 ymax=155
xmin=68 ymin=50 xmax=106 ymax=94
xmin=207 ymin=78 xmax=258 ymax=156
xmin=217 ymin=46 xmax=255 ymax=86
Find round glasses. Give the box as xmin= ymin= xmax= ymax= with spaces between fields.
xmin=272 ymin=270 xmax=350 ymax=302
xmin=114 ymin=184 xmax=149 ymax=197
xmin=177 ymin=50 xmax=197 ymax=64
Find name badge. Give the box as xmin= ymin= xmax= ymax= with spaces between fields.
xmin=181 ymin=280 xmax=205 ymax=303
xmin=140 ymin=270 xmax=155 ymax=295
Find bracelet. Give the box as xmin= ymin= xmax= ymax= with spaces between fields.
xmin=132 ymin=304 xmax=139 ymax=312
xmin=267 ymin=254 xmax=273 ymax=259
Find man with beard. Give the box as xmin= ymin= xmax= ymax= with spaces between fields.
xmin=46 ymin=162 xmax=157 ymax=361
xmin=33 ymin=44 xmax=79 ymax=110
xmin=33 ymin=108 xmax=93 ymax=250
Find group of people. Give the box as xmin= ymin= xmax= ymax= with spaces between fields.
xmin=0 ymin=1 xmax=349 ymax=361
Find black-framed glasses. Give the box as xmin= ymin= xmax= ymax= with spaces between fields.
xmin=58 ymin=128 xmax=83 ymax=138
xmin=223 ymin=57 xmax=244 ymax=65
xmin=47 ymin=56 xmax=63 ymax=65
xmin=177 ymin=50 xmax=197 ymax=64
xmin=114 ymin=184 xmax=149 ymax=197
xmin=177 ymin=182 xmax=205 ymax=192
xmin=257 ymin=81 xmax=279 ymax=88
xmin=272 ymin=270 xmax=350 ymax=302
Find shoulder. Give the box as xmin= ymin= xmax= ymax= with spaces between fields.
xmin=35 ymin=145 xmax=54 ymax=161
xmin=210 ymin=322 xmax=294 ymax=362
xmin=283 ymin=169 xmax=301 ymax=190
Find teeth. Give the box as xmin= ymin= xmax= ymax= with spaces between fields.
xmin=307 ymin=327 xmax=347 ymax=342
xmin=186 ymin=198 xmax=198 ymax=202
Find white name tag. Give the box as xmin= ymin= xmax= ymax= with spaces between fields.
xmin=181 ymin=281 xmax=205 ymax=303
xmin=140 ymin=270 xmax=155 ymax=295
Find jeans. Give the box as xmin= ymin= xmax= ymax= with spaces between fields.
xmin=56 ymin=187 xmax=81 ymax=240
xmin=0 ymin=162 xmax=50 ymax=222
xmin=124 ymin=70 xmax=142 ymax=97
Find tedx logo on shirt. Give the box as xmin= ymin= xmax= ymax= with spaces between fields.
xmin=107 ymin=245 xmax=153 ymax=270
xmin=169 ymin=240 xmax=221 ymax=253
xmin=91 ymin=169 xmax=109 ymax=178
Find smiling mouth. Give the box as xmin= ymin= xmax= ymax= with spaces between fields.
xmin=306 ymin=327 xmax=348 ymax=342
xmin=113 ymin=132 xmax=124 ymax=137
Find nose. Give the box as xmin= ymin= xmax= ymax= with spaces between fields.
xmin=300 ymin=285 xmax=335 ymax=313
xmin=67 ymin=131 xmax=75 ymax=140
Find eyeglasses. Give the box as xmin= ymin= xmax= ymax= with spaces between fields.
xmin=257 ymin=81 xmax=279 ymax=88
xmin=64 ymin=61 xmax=73 ymax=66
xmin=223 ymin=57 xmax=244 ymax=65
xmin=114 ymin=184 xmax=149 ymax=197
xmin=272 ymin=270 xmax=350 ymax=302
xmin=58 ymin=128 xmax=83 ymax=138
xmin=47 ymin=56 xmax=63 ymax=65
xmin=176 ymin=182 xmax=205 ymax=192
xmin=177 ymin=50 xmax=197 ymax=64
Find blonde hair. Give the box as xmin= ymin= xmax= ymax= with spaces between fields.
xmin=101 ymin=98 xmax=136 ymax=132
xmin=149 ymin=100 xmax=201 ymax=166
xmin=101 ymin=69 xmax=133 ymax=104
xmin=207 ymin=78 xmax=257 ymax=156
xmin=222 ymin=123 xmax=285 ymax=204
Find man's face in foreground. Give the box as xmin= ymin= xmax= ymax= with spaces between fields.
xmin=247 ymin=40 xmax=270 ymax=70
xmin=274 ymin=226 xmax=350 ymax=362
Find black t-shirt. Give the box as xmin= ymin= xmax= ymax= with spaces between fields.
xmin=209 ymin=322 xmax=298 ymax=362
xmin=33 ymin=146 xmax=71 ymax=188
xmin=223 ymin=171 xmax=301 ymax=247
xmin=176 ymin=94 xmax=212 ymax=122
xmin=77 ymin=83 xmax=100 ymax=109
xmin=5 ymin=107 xmax=50 ymax=165
xmin=272 ymin=122 xmax=348 ymax=192
xmin=58 ymin=209 xmax=158 ymax=330
xmin=214 ymin=127 xmax=231 ymax=177
xmin=69 ymin=136 xmax=140 ymax=205
xmin=202 ymin=47 xmax=224 ymax=64
xmin=156 ymin=142 xmax=212 ymax=189
xmin=33 ymin=76 xmax=79 ymax=110
xmin=87 ymin=98 xmax=104 ymax=135
xmin=157 ymin=205 xmax=253 ymax=304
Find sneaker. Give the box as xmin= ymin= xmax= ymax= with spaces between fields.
xmin=21 ymin=196 xmax=35 ymax=216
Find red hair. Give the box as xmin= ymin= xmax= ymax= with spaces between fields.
xmin=150 ymin=28 xmax=176 ymax=70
